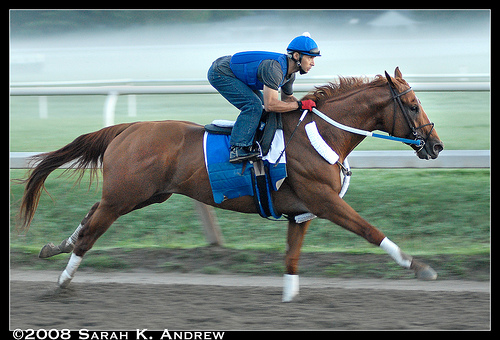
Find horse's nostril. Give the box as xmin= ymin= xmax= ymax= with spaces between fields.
xmin=433 ymin=143 xmax=444 ymax=154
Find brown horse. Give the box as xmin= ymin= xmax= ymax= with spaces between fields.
xmin=18 ymin=67 xmax=443 ymax=301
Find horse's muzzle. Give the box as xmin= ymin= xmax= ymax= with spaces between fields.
xmin=417 ymin=139 xmax=444 ymax=160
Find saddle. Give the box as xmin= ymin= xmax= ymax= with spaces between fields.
xmin=203 ymin=111 xmax=286 ymax=219
xmin=204 ymin=111 xmax=282 ymax=157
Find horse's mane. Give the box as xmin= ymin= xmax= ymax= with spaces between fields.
xmin=301 ymin=75 xmax=387 ymax=103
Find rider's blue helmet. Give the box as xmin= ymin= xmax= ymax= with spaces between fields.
xmin=287 ymin=32 xmax=321 ymax=57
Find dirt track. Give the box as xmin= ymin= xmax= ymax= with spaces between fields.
xmin=10 ymin=270 xmax=490 ymax=330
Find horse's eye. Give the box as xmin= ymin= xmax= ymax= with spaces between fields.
xmin=410 ymin=105 xmax=418 ymax=112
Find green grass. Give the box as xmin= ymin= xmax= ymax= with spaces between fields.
xmin=10 ymin=169 xmax=490 ymax=256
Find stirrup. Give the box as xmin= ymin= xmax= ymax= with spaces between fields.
xmin=229 ymin=146 xmax=260 ymax=164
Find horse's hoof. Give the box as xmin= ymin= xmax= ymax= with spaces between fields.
xmin=39 ymin=243 xmax=60 ymax=258
xmin=39 ymin=240 xmax=74 ymax=259
xmin=411 ymin=259 xmax=438 ymax=280
xmin=58 ymin=270 xmax=73 ymax=288
xmin=417 ymin=266 xmax=437 ymax=280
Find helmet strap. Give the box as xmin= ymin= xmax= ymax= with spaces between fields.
xmin=298 ymin=63 xmax=306 ymax=75
xmin=294 ymin=53 xmax=306 ymax=75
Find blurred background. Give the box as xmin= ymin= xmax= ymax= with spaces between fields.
xmin=9 ymin=10 xmax=490 ymax=279
xmin=10 ymin=10 xmax=490 ymax=82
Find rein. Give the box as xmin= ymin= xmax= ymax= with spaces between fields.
xmin=311 ymin=107 xmax=423 ymax=146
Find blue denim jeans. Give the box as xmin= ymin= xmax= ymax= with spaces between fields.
xmin=208 ymin=63 xmax=264 ymax=147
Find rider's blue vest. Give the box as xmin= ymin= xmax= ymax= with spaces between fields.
xmin=230 ymin=51 xmax=289 ymax=91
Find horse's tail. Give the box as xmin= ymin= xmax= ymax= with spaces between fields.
xmin=17 ymin=122 xmax=135 ymax=233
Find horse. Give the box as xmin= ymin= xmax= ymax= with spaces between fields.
xmin=17 ymin=67 xmax=444 ymax=302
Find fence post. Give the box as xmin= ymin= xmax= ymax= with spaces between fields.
xmin=194 ymin=201 xmax=224 ymax=246
xmin=103 ymin=91 xmax=119 ymax=127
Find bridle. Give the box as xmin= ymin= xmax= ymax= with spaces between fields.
xmin=385 ymin=71 xmax=434 ymax=152
xmin=278 ymin=72 xmax=437 ymax=165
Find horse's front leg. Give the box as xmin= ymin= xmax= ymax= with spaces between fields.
xmin=282 ymin=219 xmax=312 ymax=302
xmin=311 ymin=193 xmax=437 ymax=280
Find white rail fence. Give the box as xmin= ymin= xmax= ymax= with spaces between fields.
xmin=10 ymin=76 xmax=490 ymax=127
xmin=9 ymin=77 xmax=491 ymax=168
xmin=9 ymin=150 xmax=490 ymax=170
xmin=10 ymin=77 xmax=490 ymax=168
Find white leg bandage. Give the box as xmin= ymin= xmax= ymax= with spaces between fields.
xmin=282 ymin=274 xmax=299 ymax=302
xmin=380 ymin=237 xmax=411 ymax=268
xmin=65 ymin=253 xmax=82 ymax=276
xmin=58 ymin=253 xmax=82 ymax=287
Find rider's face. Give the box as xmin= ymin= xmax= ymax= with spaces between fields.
xmin=300 ymin=55 xmax=316 ymax=73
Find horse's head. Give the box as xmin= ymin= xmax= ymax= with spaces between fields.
xmin=384 ymin=67 xmax=444 ymax=160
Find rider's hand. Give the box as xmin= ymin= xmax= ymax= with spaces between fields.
xmin=298 ymin=99 xmax=316 ymax=111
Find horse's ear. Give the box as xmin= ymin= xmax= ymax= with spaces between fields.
xmin=385 ymin=71 xmax=396 ymax=88
xmin=394 ymin=67 xmax=402 ymax=79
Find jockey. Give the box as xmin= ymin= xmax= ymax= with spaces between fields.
xmin=207 ymin=32 xmax=320 ymax=163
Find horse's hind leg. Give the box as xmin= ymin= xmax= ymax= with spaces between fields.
xmin=39 ymin=202 xmax=99 ymax=259
xmin=58 ymin=201 xmax=119 ymax=287
xmin=57 ymin=193 xmax=173 ymax=288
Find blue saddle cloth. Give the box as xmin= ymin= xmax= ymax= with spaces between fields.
xmin=203 ymin=131 xmax=287 ymax=218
